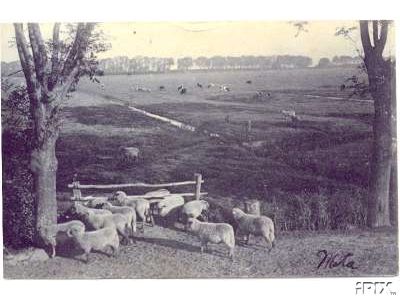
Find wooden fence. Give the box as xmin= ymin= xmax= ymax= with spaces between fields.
xmin=68 ymin=173 xmax=207 ymax=201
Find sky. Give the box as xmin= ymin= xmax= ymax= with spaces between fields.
xmin=0 ymin=21 xmax=396 ymax=64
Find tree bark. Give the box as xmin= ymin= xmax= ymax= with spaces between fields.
xmin=360 ymin=21 xmax=393 ymax=227
xmin=31 ymin=134 xmax=59 ymax=246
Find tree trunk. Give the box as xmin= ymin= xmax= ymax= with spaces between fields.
xmin=30 ymin=133 xmax=58 ymax=246
xmin=366 ymin=58 xmax=393 ymax=227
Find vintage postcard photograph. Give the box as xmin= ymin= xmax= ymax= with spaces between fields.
xmin=1 ymin=16 xmax=398 ymax=281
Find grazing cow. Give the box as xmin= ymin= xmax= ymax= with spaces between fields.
xmin=220 ymin=85 xmax=230 ymax=92
xmin=135 ymin=85 xmax=151 ymax=92
xmin=281 ymin=110 xmax=299 ymax=122
xmin=120 ymin=147 xmax=140 ymax=163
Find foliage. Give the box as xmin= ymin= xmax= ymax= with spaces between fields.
xmin=2 ymin=80 xmax=35 ymax=249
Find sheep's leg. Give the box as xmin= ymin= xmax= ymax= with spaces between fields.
xmin=228 ymin=247 xmax=234 ymax=260
xmin=263 ymin=236 xmax=273 ymax=252
xmin=245 ymin=234 xmax=250 ymax=245
xmin=84 ymin=252 xmax=90 ymax=264
xmin=51 ymin=245 xmax=56 ymax=258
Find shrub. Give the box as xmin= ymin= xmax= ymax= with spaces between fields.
xmin=2 ymin=79 xmax=36 ymax=249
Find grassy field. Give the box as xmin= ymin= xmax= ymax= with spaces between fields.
xmin=5 ymin=67 xmax=397 ymax=278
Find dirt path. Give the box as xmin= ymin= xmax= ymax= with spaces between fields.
xmin=4 ymin=226 xmax=397 ymax=279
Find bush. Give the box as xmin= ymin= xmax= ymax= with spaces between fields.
xmin=2 ymin=79 xmax=36 ymax=249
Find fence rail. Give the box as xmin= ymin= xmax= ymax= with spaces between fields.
xmin=68 ymin=173 xmax=205 ymax=202
xmin=67 ymin=180 xmax=203 ymax=189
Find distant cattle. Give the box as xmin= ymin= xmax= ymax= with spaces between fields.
xmin=220 ymin=85 xmax=230 ymax=92
xmin=135 ymin=85 xmax=151 ymax=92
xmin=120 ymin=147 xmax=140 ymax=163
xmin=246 ymin=80 xmax=252 ymax=84
xmin=159 ymin=85 xmax=166 ymax=91
xmin=177 ymin=85 xmax=184 ymax=91
xmin=197 ymin=83 xmax=203 ymax=88
xmin=281 ymin=110 xmax=299 ymax=122
xmin=180 ymin=87 xmax=187 ymax=95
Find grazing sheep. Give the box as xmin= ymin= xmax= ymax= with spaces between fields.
xmin=197 ymin=82 xmax=203 ymax=88
xmin=186 ymin=218 xmax=235 ymax=259
xmin=102 ymin=202 xmax=137 ymax=235
xmin=84 ymin=197 xmax=110 ymax=209
xmin=75 ymin=209 xmax=132 ymax=245
xmin=231 ymin=208 xmax=275 ymax=251
xmin=180 ymin=87 xmax=187 ymax=95
xmin=112 ymin=191 xmax=153 ymax=229
xmin=67 ymin=225 xmax=120 ymax=263
xmin=73 ymin=202 xmax=112 ymax=216
xmin=182 ymin=200 xmax=210 ymax=221
xmin=41 ymin=220 xmax=86 ymax=258
xmin=157 ymin=195 xmax=185 ymax=217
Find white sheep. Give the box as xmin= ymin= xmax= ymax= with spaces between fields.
xmin=186 ymin=218 xmax=235 ymax=259
xmin=67 ymin=225 xmax=120 ymax=263
xmin=102 ymin=202 xmax=137 ymax=235
xmin=41 ymin=220 xmax=86 ymax=258
xmin=73 ymin=202 xmax=112 ymax=215
xmin=182 ymin=200 xmax=210 ymax=221
xmin=76 ymin=209 xmax=132 ymax=245
xmin=232 ymin=208 xmax=275 ymax=251
xmin=84 ymin=197 xmax=110 ymax=209
xmin=112 ymin=191 xmax=153 ymax=228
xmin=157 ymin=195 xmax=185 ymax=217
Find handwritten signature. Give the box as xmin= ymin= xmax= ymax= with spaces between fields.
xmin=316 ymin=249 xmax=358 ymax=270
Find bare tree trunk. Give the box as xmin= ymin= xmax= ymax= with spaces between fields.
xmin=31 ymin=134 xmax=58 ymax=245
xmin=360 ymin=20 xmax=393 ymax=228
xmin=368 ymin=87 xmax=392 ymax=227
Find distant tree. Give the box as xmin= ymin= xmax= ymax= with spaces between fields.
xmin=177 ymin=57 xmax=193 ymax=71
xmin=195 ymin=56 xmax=210 ymax=70
xmin=13 ymin=23 xmax=106 ymax=248
xmin=317 ymin=57 xmax=331 ymax=68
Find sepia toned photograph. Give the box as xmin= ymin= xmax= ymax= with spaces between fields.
xmin=1 ymin=18 xmax=398 ymax=280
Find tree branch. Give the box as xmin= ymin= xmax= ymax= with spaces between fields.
xmin=49 ymin=23 xmax=61 ymax=90
xmin=375 ymin=21 xmax=388 ymax=55
xmin=372 ymin=21 xmax=379 ymax=47
xmin=27 ymin=24 xmax=48 ymax=85
xmin=61 ymin=23 xmax=85 ymax=76
xmin=360 ymin=21 xmax=373 ymax=58
xmin=13 ymin=23 xmax=37 ymax=97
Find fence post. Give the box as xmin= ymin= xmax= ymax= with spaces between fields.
xmin=194 ymin=173 xmax=202 ymax=201
xmin=72 ymin=174 xmax=82 ymax=201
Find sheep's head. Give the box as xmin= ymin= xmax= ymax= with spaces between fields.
xmin=101 ymin=202 xmax=112 ymax=209
xmin=200 ymin=200 xmax=210 ymax=211
xmin=232 ymin=208 xmax=245 ymax=220
xmin=67 ymin=226 xmax=84 ymax=238
xmin=186 ymin=218 xmax=199 ymax=232
xmin=112 ymin=191 xmax=127 ymax=204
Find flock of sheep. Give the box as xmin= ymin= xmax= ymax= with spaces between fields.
xmin=48 ymin=191 xmax=275 ymax=263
